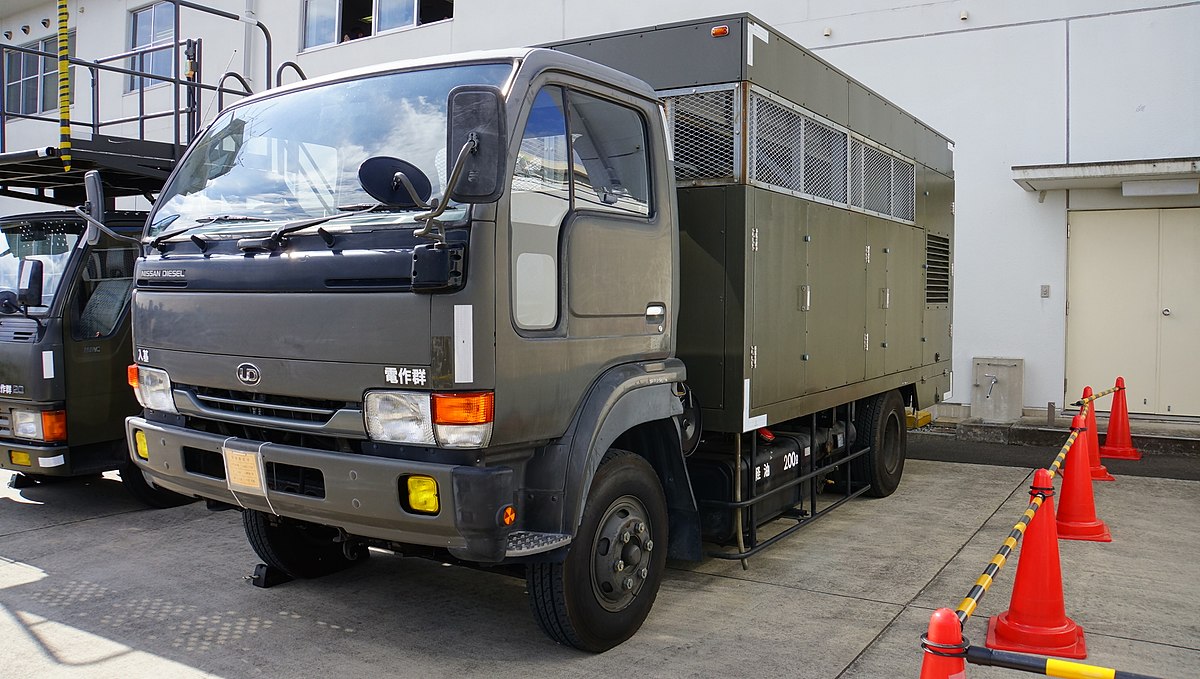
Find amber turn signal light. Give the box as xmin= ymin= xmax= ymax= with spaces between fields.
xmin=127 ymin=364 xmax=139 ymax=390
xmin=431 ymin=392 xmax=494 ymax=426
xmin=41 ymin=410 xmax=67 ymax=443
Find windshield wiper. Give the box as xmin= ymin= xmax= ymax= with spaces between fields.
xmin=149 ymin=215 xmax=270 ymax=251
xmin=238 ymin=204 xmax=381 ymax=252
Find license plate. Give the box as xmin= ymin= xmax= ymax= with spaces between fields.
xmin=223 ymin=443 xmax=267 ymax=496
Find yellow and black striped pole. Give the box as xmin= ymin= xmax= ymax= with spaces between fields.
xmin=965 ymin=646 xmax=1161 ymax=678
xmin=57 ymin=0 xmax=71 ymax=172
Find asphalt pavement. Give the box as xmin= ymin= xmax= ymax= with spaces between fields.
xmin=1 ymin=437 xmax=1197 ymax=678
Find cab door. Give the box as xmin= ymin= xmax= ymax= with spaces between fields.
xmin=62 ymin=227 xmax=141 ymax=449
xmin=496 ymin=80 xmax=674 ymax=444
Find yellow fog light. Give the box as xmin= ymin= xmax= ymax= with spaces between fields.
xmin=9 ymin=450 xmax=31 ymax=467
xmin=406 ymin=475 xmax=439 ymax=514
xmin=133 ymin=430 xmax=149 ymax=461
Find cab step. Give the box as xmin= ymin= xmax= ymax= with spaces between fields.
xmin=506 ymin=531 xmax=572 ymax=557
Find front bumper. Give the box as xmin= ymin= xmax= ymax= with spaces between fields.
xmin=0 ymin=439 xmax=73 ymax=476
xmin=126 ymin=416 xmax=516 ymax=561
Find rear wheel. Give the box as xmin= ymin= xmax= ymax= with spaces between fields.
xmin=527 ymin=449 xmax=668 ymax=652
xmin=242 ymin=509 xmax=367 ymax=579
xmin=120 ymin=461 xmax=197 ymax=508
xmin=853 ymin=390 xmax=906 ymax=498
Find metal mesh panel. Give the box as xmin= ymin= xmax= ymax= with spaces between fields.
xmin=862 ymin=145 xmax=892 ymax=215
xmin=892 ymin=159 xmax=915 ymax=222
xmin=926 ymin=234 xmax=951 ymax=304
xmin=802 ymin=118 xmax=847 ymax=203
xmin=664 ymin=89 xmax=736 ymax=182
xmin=850 ymin=140 xmax=864 ymax=208
xmin=750 ymin=93 xmax=804 ymax=192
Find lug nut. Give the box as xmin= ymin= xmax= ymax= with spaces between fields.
xmin=623 ymin=577 xmax=634 ymax=591
xmin=615 ymin=560 xmax=625 ymax=572
xmin=622 ymin=531 xmax=631 ymax=543
xmin=636 ymin=522 xmax=645 ymax=533
xmin=639 ymin=568 xmax=648 ymax=579
xmin=645 ymin=540 xmax=654 ymax=552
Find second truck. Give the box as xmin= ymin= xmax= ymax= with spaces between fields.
xmin=123 ymin=15 xmax=953 ymax=651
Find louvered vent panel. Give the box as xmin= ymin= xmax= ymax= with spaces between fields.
xmin=926 ymin=234 xmax=951 ymax=304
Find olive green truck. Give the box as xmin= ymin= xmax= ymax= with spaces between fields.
xmin=123 ymin=15 xmax=953 ymax=651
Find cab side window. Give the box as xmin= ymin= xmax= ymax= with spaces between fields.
xmin=566 ymin=91 xmax=650 ymax=217
xmin=71 ymin=237 xmax=138 ymax=339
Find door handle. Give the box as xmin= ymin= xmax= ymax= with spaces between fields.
xmin=1162 ymin=308 xmax=1172 ymax=317
xmin=646 ymin=304 xmax=665 ymax=318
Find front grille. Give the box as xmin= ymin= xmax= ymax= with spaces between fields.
xmin=182 ymin=385 xmax=351 ymax=424
xmin=0 ymin=412 xmax=10 ymax=437
xmin=183 ymin=416 xmax=363 ymax=454
xmin=182 ymin=447 xmax=326 ymax=499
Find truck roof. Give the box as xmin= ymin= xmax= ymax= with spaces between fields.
xmin=232 ymin=47 xmax=660 ymax=110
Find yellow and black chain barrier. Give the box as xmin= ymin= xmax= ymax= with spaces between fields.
xmin=964 ymin=646 xmax=1159 ymax=679
xmin=57 ymin=0 xmax=71 ymax=172
xmin=1074 ymin=385 xmax=1119 ymax=407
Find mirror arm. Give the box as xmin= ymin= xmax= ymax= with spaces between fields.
xmin=72 ymin=206 xmax=145 ymax=252
xmin=392 ymin=172 xmax=432 ymax=209
xmin=413 ymin=134 xmax=479 ymax=241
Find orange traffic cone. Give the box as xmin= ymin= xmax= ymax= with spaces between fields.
xmin=1100 ymin=377 xmax=1141 ymax=461
xmin=920 ymin=608 xmax=968 ymax=679
xmin=987 ymin=469 xmax=1087 ymax=658
xmin=1082 ymin=387 xmax=1114 ymax=482
xmin=1057 ymin=414 xmax=1112 ymax=543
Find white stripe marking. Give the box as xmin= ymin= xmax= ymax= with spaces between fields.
xmin=454 ymin=305 xmax=474 ymax=384
xmin=747 ymin=22 xmax=770 ymax=67
xmin=742 ymin=379 xmax=767 ymax=432
xmin=40 ymin=455 xmax=65 ymax=468
xmin=41 ymin=351 xmax=54 ymax=379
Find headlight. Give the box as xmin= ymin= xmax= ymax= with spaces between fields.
xmin=12 ymin=410 xmax=43 ymax=440
xmin=364 ymin=391 xmax=435 ymax=445
xmin=135 ymin=366 xmax=178 ymax=414
xmin=364 ymin=391 xmax=493 ymax=449
xmin=11 ymin=409 xmax=67 ymax=443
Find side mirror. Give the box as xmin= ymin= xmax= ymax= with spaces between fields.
xmin=84 ymin=170 xmax=105 ymax=246
xmin=446 ymin=85 xmax=507 ymax=204
xmin=17 ymin=259 xmax=43 ymax=308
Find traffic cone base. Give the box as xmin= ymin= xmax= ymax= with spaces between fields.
xmin=1099 ymin=441 xmax=1141 ymax=461
xmin=986 ymin=610 xmax=1087 ymax=659
xmin=1089 ymin=463 xmax=1116 ymax=482
xmin=1056 ymin=518 xmax=1112 ymax=542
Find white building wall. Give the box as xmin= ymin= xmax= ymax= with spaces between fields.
xmin=4 ymin=0 xmax=1196 ymax=412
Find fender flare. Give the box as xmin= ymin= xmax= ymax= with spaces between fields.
xmin=526 ymin=359 xmax=688 ymax=539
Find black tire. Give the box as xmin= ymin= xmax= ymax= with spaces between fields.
xmin=527 ymin=449 xmax=668 ymax=652
xmin=242 ymin=509 xmax=367 ymax=579
xmin=853 ymin=390 xmax=906 ymax=498
xmin=120 ymin=461 xmax=197 ymax=508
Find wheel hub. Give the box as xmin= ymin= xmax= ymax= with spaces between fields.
xmin=591 ymin=495 xmax=653 ymax=612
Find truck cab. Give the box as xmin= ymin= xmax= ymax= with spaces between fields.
xmin=0 ymin=210 xmax=190 ymax=506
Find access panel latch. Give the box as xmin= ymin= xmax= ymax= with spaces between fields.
xmin=411 ymin=242 xmax=466 ymax=293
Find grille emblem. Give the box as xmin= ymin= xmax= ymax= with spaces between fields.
xmin=236 ymin=363 xmax=261 ymax=386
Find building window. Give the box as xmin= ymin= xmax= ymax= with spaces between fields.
xmin=303 ymin=0 xmax=454 ymax=49
xmin=129 ymin=1 xmax=175 ymax=91
xmin=4 ymin=34 xmax=75 ymax=116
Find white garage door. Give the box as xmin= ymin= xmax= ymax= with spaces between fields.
xmin=1067 ymin=208 xmax=1200 ymax=416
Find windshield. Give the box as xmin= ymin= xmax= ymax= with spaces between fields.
xmin=148 ymin=61 xmax=515 ymax=238
xmin=0 ymin=218 xmax=82 ymax=313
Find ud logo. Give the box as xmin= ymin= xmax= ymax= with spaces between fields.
xmin=236 ymin=363 xmax=261 ymax=386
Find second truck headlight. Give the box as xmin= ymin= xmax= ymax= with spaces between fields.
xmin=132 ymin=366 xmax=178 ymax=414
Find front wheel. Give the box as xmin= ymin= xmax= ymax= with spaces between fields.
xmin=242 ymin=509 xmax=367 ymax=579
xmin=120 ymin=461 xmax=197 ymax=508
xmin=527 ymin=449 xmax=668 ymax=652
